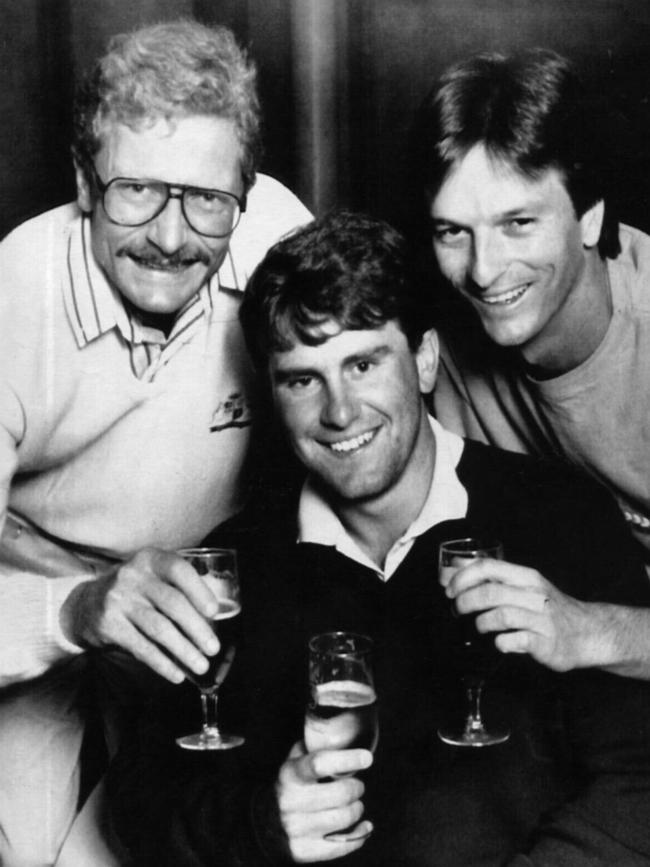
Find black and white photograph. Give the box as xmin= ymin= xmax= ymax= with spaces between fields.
xmin=1 ymin=2 xmax=650 ymax=865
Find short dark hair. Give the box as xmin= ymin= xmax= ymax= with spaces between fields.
xmin=72 ymin=19 xmax=261 ymax=193
xmin=413 ymin=48 xmax=619 ymax=258
xmin=240 ymin=210 xmax=433 ymax=370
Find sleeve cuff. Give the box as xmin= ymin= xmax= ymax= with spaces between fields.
xmin=48 ymin=573 xmax=92 ymax=654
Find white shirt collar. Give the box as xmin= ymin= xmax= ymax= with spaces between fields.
xmin=297 ymin=415 xmax=468 ymax=580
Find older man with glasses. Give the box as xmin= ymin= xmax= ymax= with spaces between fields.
xmin=0 ymin=19 xmax=310 ymax=867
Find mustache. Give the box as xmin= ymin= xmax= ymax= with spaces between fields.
xmin=117 ymin=245 xmax=212 ymax=268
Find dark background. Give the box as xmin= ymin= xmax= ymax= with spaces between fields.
xmin=1 ymin=0 xmax=649 ymax=240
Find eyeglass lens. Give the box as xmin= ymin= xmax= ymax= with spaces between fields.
xmin=104 ymin=179 xmax=241 ymax=237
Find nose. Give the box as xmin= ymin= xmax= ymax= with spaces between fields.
xmin=320 ymin=379 xmax=359 ymax=429
xmin=146 ymin=195 xmax=188 ymax=254
xmin=469 ymin=231 xmax=506 ymax=290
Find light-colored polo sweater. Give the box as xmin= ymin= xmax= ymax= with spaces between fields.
xmin=0 ymin=173 xmax=311 ymax=683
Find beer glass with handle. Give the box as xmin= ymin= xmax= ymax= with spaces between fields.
xmin=438 ymin=538 xmax=510 ymax=747
xmin=305 ymin=631 xmax=378 ymax=841
xmin=175 ymin=547 xmax=244 ymax=751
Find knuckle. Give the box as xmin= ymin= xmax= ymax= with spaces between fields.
xmin=155 ymin=583 xmax=178 ymax=609
xmin=105 ymin=584 xmax=127 ymax=612
xmin=336 ymin=802 xmax=361 ymax=828
xmin=514 ymin=632 xmax=531 ymax=652
xmin=276 ymin=785 xmax=294 ymax=813
xmin=141 ymin=610 xmax=172 ymax=643
xmin=310 ymin=754 xmax=327 ymax=780
xmin=348 ymin=777 xmax=365 ymax=800
xmin=494 ymin=608 xmax=510 ymax=629
xmin=281 ymin=811 xmax=302 ymax=837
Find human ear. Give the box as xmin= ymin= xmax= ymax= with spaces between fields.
xmin=74 ymin=159 xmax=94 ymax=213
xmin=416 ymin=328 xmax=439 ymax=394
xmin=580 ymin=199 xmax=604 ymax=248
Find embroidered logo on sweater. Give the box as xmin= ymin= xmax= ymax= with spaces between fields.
xmin=210 ymin=392 xmax=253 ymax=431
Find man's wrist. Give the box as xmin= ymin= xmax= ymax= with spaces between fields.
xmin=578 ymin=602 xmax=647 ymax=676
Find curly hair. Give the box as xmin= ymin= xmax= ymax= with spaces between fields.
xmin=240 ymin=210 xmax=434 ymax=371
xmin=72 ymin=19 xmax=261 ymax=192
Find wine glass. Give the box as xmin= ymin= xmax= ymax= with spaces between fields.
xmin=304 ymin=631 xmax=377 ymax=841
xmin=305 ymin=631 xmax=378 ymax=755
xmin=437 ymin=538 xmax=510 ymax=748
xmin=175 ymin=547 xmax=244 ymax=751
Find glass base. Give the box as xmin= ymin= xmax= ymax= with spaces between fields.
xmin=176 ymin=731 xmax=245 ymax=751
xmin=438 ymin=724 xmax=510 ymax=748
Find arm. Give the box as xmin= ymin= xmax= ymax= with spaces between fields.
xmin=60 ymin=548 xmax=225 ymax=683
xmin=511 ymin=666 xmax=650 ymax=866
xmin=444 ymin=456 xmax=650 ymax=679
xmin=0 ymin=406 xmax=91 ymax=684
xmin=107 ymin=686 xmax=372 ymax=867
xmin=1 ymin=418 xmax=224 ymax=687
xmin=444 ymin=559 xmax=650 ymax=679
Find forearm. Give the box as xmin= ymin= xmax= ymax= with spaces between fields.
xmin=0 ymin=568 xmax=87 ymax=685
xmin=578 ymin=601 xmax=650 ymax=679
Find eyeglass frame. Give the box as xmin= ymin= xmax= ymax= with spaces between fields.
xmin=87 ymin=163 xmax=247 ymax=239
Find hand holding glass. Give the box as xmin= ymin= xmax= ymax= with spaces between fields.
xmin=175 ymin=548 xmax=244 ymax=751
xmin=438 ymin=538 xmax=510 ymax=747
xmin=304 ymin=632 xmax=377 ymax=841
xmin=305 ymin=631 xmax=378 ymax=755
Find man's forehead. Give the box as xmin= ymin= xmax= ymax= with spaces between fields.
xmin=94 ymin=114 xmax=242 ymax=184
xmin=431 ymin=147 xmax=569 ymax=218
xmin=270 ymin=320 xmax=407 ymax=369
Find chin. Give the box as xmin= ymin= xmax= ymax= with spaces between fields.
xmin=481 ymin=319 xmax=537 ymax=348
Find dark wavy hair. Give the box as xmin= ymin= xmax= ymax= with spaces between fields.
xmin=72 ymin=19 xmax=261 ymax=194
xmin=240 ymin=210 xmax=434 ymax=371
xmin=412 ymin=48 xmax=619 ymax=258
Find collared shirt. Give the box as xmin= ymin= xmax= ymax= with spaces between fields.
xmin=62 ymin=214 xmax=227 ymax=381
xmin=298 ymin=416 xmax=468 ymax=580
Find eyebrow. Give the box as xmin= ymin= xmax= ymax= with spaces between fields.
xmin=272 ymin=344 xmax=393 ymax=383
xmin=433 ymin=191 xmax=550 ymax=223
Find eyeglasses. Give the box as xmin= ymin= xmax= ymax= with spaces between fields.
xmin=89 ymin=164 xmax=246 ymax=238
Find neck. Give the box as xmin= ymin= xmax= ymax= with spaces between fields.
xmin=332 ymin=413 xmax=437 ymax=568
xmin=521 ymin=251 xmax=612 ymax=377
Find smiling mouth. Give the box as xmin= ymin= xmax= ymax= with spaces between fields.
xmin=327 ymin=430 xmax=377 ymax=454
xmin=478 ymin=284 xmax=530 ymax=306
xmin=128 ymin=254 xmax=200 ymax=273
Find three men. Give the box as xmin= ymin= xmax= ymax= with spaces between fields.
xmin=416 ymin=48 xmax=650 ymax=678
xmin=0 ymin=19 xmax=309 ymax=865
xmin=108 ymin=212 xmax=650 ymax=867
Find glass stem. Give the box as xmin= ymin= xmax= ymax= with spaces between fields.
xmin=201 ymin=688 xmax=221 ymax=737
xmin=466 ymin=680 xmax=485 ymax=732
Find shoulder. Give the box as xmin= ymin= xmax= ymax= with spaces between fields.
xmin=458 ymin=438 xmax=612 ymax=508
xmin=0 ymin=203 xmax=78 ymax=287
xmin=457 ymin=439 xmax=649 ymax=602
xmin=243 ymin=173 xmax=312 ymax=236
xmin=615 ymin=224 xmax=650 ymax=310
xmin=225 ymin=174 xmax=312 ymax=287
xmin=1 ymin=202 xmax=78 ymax=253
xmin=0 ymin=203 xmax=79 ymax=321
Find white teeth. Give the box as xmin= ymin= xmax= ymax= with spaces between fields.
xmin=482 ymin=285 xmax=529 ymax=305
xmin=330 ymin=431 xmax=374 ymax=453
